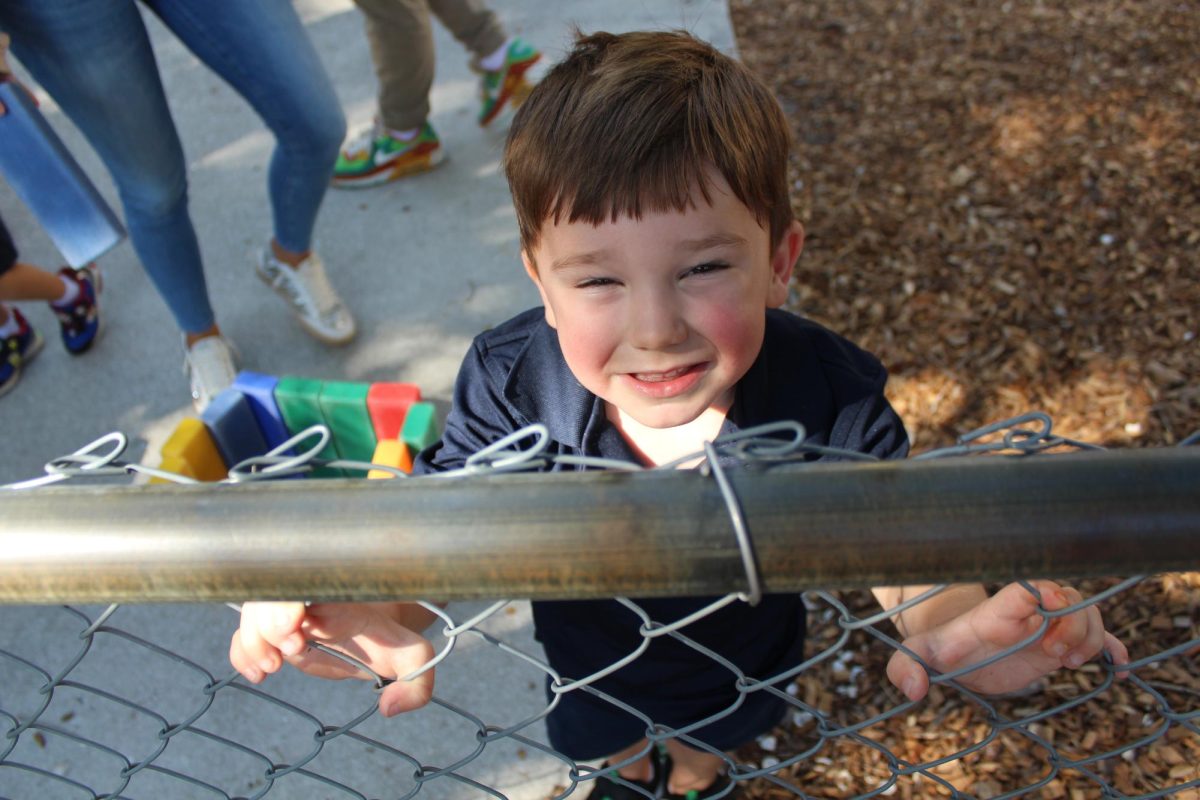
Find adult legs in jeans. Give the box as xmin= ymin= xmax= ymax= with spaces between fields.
xmin=0 ymin=0 xmax=216 ymax=337
xmin=145 ymin=0 xmax=346 ymax=257
xmin=2 ymin=0 xmax=351 ymax=402
xmin=145 ymin=0 xmax=353 ymax=348
xmin=352 ymin=0 xmax=507 ymax=131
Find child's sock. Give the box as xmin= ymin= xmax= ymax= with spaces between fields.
xmin=0 ymin=305 xmax=20 ymax=337
xmin=386 ymin=126 xmax=420 ymax=142
xmin=50 ymin=272 xmax=80 ymax=308
xmin=477 ymin=37 xmax=514 ymax=71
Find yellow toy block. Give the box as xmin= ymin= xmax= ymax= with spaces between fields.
xmin=367 ymin=439 xmax=412 ymax=479
xmin=152 ymin=418 xmax=226 ymax=484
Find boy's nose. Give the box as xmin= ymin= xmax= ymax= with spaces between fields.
xmin=629 ymin=293 xmax=688 ymax=350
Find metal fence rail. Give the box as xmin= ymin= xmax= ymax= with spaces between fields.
xmin=1 ymin=413 xmax=1198 ymax=800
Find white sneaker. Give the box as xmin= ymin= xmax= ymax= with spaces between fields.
xmin=255 ymin=248 xmax=357 ymax=345
xmin=183 ymin=334 xmax=238 ymax=411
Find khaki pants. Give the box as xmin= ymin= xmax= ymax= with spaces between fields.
xmin=352 ymin=0 xmax=507 ymax=131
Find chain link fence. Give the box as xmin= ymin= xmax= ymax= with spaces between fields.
xmin=2 ymin=413 xmax=1198 ymax=800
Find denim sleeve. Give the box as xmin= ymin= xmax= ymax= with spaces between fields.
xmin=412 ymin=339 xmax=525 ymax=475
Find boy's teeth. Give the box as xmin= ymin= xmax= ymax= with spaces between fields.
xmin=636 ymin=366 xmax=687 ymax=382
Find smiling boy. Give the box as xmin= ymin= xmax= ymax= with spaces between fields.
xmin=231 ymin=30 xmax=1127 ymax=800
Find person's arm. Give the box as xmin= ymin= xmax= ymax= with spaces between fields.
xmin=873 ymin=580 xmax=1129 ymax=701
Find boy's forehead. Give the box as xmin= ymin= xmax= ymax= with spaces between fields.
xmin=532 ymin=182 xmax=767 ymax=261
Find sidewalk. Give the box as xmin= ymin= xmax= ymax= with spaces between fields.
xmin=0 ymin=3 xmax=737 ymax=798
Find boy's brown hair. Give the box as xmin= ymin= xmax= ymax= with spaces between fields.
xmin=504 ymin=29 xmax=795 ymax=259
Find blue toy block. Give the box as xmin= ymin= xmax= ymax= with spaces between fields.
xmin=233 ymin=371 xmax=294 ymax=454
xmin=201 ymin=388 xmax=269 ymax=470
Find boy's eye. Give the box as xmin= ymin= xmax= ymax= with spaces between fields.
xmin=684 ymin=261 xmax=730 ymax=278
xmin=576 ymin=276 xmax=617 ymax=289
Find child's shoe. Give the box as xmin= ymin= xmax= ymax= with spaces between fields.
xmin=584 ymin=747 xmax=667 ymax=800
xmin=0 ymin=307 xmax=44 ymax=398
xmin=51 ymin=265 xmax=101 ymax=355
xmin=183 ymin=334 xmax=238 ymax=412
xmin=474 ymin=37 xmax=541 ymax=127
xmin=255 ymin=248 xmax=357 ymax=345
xmin=331 ymin=121 xmax=444 ymax=188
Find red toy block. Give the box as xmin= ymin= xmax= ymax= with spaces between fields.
xmin=367 ymin=382 xmax=421 ymax=441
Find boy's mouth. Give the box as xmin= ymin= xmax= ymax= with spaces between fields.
xmin=623 ymin=363 xmax=707 ymax=398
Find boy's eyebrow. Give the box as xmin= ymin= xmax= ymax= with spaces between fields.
xmin=680 ymin=233 xmax=748 ymax=252
xmin=549 ymin=234 xmax=748 ymax=272
xmin=550 ymin=249 xmax=612 ymax=272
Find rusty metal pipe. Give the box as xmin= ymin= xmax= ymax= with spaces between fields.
xmin=1 ymin=448 xmax=1197 ymax=603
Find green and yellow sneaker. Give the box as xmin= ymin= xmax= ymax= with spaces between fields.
xmin=475 ymin=37 xmax=541 ymax=127
xmin=331 ymin=121 xmax=444 ymax=189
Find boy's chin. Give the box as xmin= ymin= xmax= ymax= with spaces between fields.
xmin=608 ymin=400 xmax=716 ymax=431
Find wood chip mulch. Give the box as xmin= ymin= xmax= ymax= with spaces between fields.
xmin=727 ymin=1 xmax=1199 ymax=797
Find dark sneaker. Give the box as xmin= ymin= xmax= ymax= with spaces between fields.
xmin=0 ymin=306 xmax=44 ymax=398
xmin=51 ymin=265 xmax=101 ymax=354
xmin=584 ymin=747 xmax=666 ymax=800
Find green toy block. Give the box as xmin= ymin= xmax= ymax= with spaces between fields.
xmin=400 ymin=401 xmax=440 ymax=453
xmin=319 ymin=381 xmax=378 ymax=470
xmin=274 ymin=376 xmax=342 ymax=477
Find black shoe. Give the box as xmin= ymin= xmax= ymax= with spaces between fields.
xmin=584 ymin=746 xmax=667 ymax=800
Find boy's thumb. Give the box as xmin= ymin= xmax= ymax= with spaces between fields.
xmin=379 ymin=669 xmax=435 ymax=717
xmin=886 ymin=647 xmax=930 ymax=702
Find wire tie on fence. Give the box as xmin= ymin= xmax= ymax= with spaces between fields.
xmin=702 ymin=441 xmax=763 ymax=606
xmin=4 ymin=432 xmax=129 ymax=489
xmin=227 ymin=425 xmax=331 ymax=481
xmin=463 ymin=423 xmax=550 ymax=473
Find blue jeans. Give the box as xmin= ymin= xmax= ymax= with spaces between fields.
xmin=0 ymin=0 xmax=346 ymax=334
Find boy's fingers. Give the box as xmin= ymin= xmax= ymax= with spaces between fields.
xmin=1103 ymin=632 xmax=1131 ymax=679
xmin=229 ymin=631 xmax=264 ymax=683
xmin=1040 ymin=585 xmax=1092 ymax=663
xmin=885 ymin=646 xmax=930 ymax=702
xmin=237 ymin=602 xmax=308 ymax=673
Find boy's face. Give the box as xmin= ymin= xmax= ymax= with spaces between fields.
xmin=523 ymin=169 xmax=803 ymax=430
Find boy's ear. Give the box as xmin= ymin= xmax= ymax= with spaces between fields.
xmin=767 ymin=221 xmax=804 ymax=308
xmin=521 ymin=250 xmax=557 ymax=328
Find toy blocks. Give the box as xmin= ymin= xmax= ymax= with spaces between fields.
xmin=153 ymin=373 xmax=438 ymax=482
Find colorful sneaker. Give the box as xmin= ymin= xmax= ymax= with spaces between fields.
xmin=255 ymin=248 xmax=357 ymax=345
xmin=51 ymin=265 xmax=101 ymax=354
xmin=183 ymin=334 xmax=238 ymax=412
xmin=474 ymin=37 xmax=541 ymax=127
xmin=331 ymin=121 xmax=444 ymax=188
xmin=0 ymin=307 xmax=44 ymax=398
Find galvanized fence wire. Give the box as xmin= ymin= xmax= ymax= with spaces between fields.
xmin=1 ymin=413 xmax=1198 ymax=800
